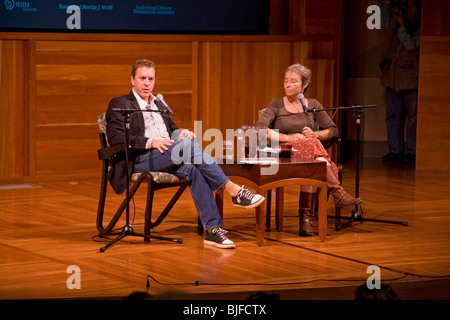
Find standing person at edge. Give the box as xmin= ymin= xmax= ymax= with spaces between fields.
xmin=257 ymin=63 xmax=362 ymax=237
xmin=380 ymin=0 xmax=421 ymax=164
xmin=105 ymin=59 xmax=265 ymax=249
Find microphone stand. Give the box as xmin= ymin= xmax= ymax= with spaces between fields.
xmin=100 ymin=108 xmax=181 ymax=252
xmin=308 ymin=105 xmax=408 ymax=230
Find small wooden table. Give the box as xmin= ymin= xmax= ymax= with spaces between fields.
xmin=215 ymin=158 xmax=328 ymax=245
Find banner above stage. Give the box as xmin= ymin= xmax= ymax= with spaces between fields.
xmin=0 ymin=0 xmax=269 ymax=34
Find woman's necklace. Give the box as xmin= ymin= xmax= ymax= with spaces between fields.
xmin=290 ymin=101 xmax=303 ymax=113
xmin=286 ymin=96 xmax=303 ymax=113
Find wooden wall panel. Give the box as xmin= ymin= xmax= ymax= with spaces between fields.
xmin=302 ymin=59 xmax=335 ymax=109
xmin=196 ymin=41 xmax=334 ymax=137
xmin=304 ymin=0 xmax=342 ymax=35
xmin=229 ymin=42 xmax=285 ymax=126
xmin=35 ymin=125 xmax=99 ymax=179
xmin=414 ymin=0 xmax=450 ymax=172
xmin=421 ymin=0 xmax=450 ymax=36
xmin=0 ymin=36 xmax=338 ymax=182
xmin=0 ymin=40 xmax=32 ymax=182
xmin=35 ymin=41 xmax=193 ymax=65
xmin=416 ymin=37 xmax=450 ymax=171
xmin=0 ymin=0 xmax=346 ymax=182
xmin=196 ymin=41 xmax=223 ymax=132
xmin=33 ymin=41 xmax=193 ymax=180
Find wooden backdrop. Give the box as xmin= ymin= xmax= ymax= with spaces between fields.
xmin=416 ymin=0 xmax=450 ymax=172
xmin=0 ymin=35 xmax=336 ymax=183
xmin=2 ymin=0 xmax=449 ymax=183
xmin=0 ymin=0 xmax=344 ymax=184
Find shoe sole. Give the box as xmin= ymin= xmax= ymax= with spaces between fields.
xmin=300 ymin=232 xmax=314 ymax=237
xmin=336 ymin=198 xmax=363 ymax=209
xmin=232 ymin=196 xmax=265 ymax=209
xmin=204 ymin=240 xmax=236 ymax=249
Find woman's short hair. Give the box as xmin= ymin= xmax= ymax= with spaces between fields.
xmin=285 ymin=63 xmax=312 ymax=86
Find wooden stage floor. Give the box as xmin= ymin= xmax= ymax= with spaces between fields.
xmin=1 ymin=158 xmax=450 ymax=300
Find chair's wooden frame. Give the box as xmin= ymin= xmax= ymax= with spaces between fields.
xmin=96 ymin=131 xmax=189 ymax=242
xmin=257 ymin=106 xmax=344 ymax=232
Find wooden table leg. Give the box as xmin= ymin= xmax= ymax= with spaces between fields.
xmin=317 ymin=184 xmax=327 ymax=241
xmin=265 ymin=190 xmax=272 ymax=231
xmin=275 ymin=187 xmax=284 ymax=232
xmin=255 ymin=202 xmax=265 ymax=246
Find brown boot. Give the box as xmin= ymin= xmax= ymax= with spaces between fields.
xmin=299 ymin=191 xmax=316 ymax=237
xmin=327 ymin=164 xmax=362 ymax=208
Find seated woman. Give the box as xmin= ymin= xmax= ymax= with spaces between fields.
xmin=257 ymin=63 xmax=362 ymax=237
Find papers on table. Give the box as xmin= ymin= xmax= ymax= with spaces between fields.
xmin=239 ymin=157 xmax=278 ymax=164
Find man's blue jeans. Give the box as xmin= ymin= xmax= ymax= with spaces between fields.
xmin=134 ymin=139 xmax=229 ymax=231
xmin=386 ymin=88 xmax=417 ymax=155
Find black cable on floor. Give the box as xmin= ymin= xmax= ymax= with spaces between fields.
xmin=145 ymin=227 xmax=450 ymax=290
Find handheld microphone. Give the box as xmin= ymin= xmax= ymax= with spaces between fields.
xmin=297 ymin=93 xmax=308 ymax=113
xmin=156 ymin=94 xmax=174 ymax=116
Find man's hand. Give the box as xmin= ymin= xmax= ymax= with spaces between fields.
xmin=151 ymin=139 xmax=174 ymax=153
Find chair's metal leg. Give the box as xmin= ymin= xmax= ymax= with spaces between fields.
xmin=144 ymin=181 xmax=155 ymax=243
xmin=150 ymin=184 xmax=188 ymax=229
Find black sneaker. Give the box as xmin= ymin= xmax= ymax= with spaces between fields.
xmin=204 ymin=228 xmax=236 ymax=249
xmin=404 ymin=153 xmax=416 ymax=164
xmin=382 ymin=152 xmax=403 ymax=162
xmin=232 ymin=186 xmax=265 ymax=209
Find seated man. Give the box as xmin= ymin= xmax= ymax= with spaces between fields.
xmin=106 ymin=59 xmax=264 ymax=249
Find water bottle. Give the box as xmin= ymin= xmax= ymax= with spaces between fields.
xmin=247 ymin=126 xmax=258 ymax=158
xmin=237 ymin=128 xmax=245 ymax=162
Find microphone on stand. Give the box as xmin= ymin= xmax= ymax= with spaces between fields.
xmin=111 ymin=108 xmax=170 ymax=116
xmin=298 ymin=93 xmax=320 ymax=113
xmin=156 ymin=94 xmax=175 ymax=116
xmin=297 ymin=93 xmax=308 ymax=113
xmin=297 ymin=93 xmax=319 ymax=133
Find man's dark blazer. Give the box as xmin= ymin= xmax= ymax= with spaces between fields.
xmin=105 ymin=91 xmax=179 ymax=194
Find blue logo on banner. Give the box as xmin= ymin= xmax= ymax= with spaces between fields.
xmin=5 ymin=0 xmax=15 ymax=10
